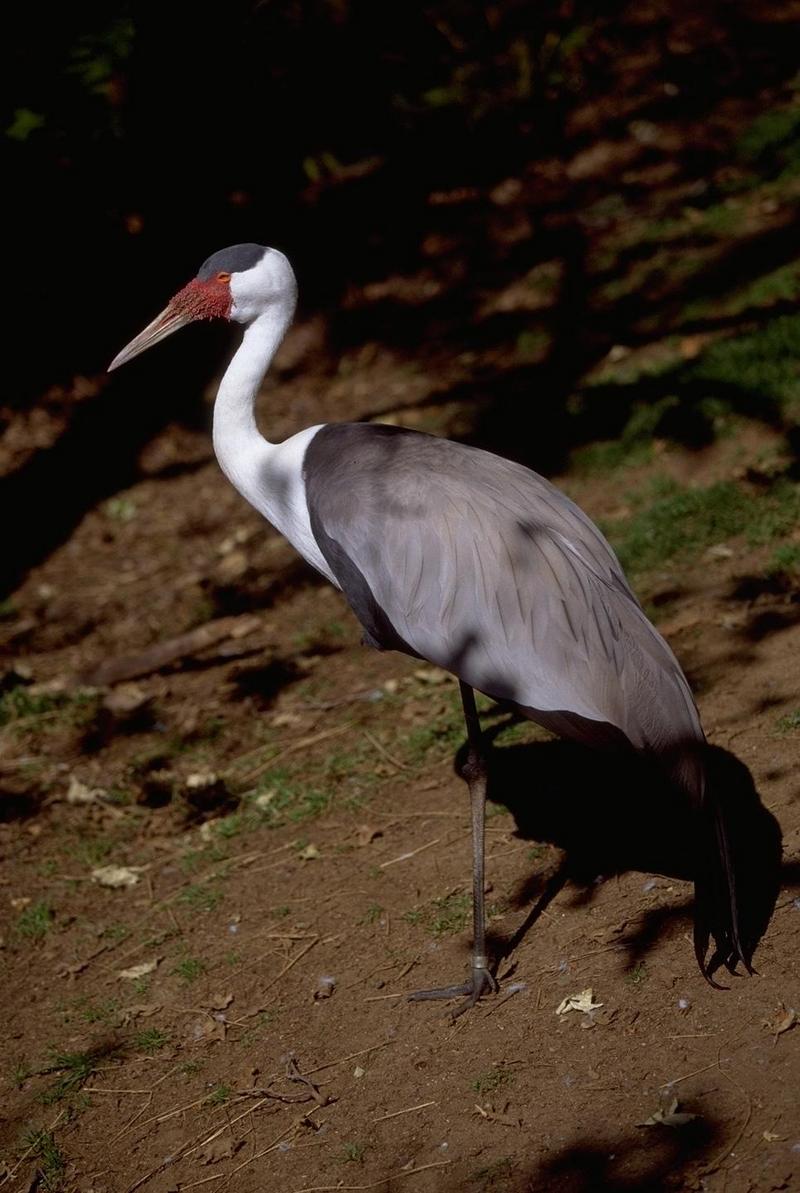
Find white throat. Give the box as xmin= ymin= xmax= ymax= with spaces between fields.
xmin=211 ymin=296 xmax=336 ymax=585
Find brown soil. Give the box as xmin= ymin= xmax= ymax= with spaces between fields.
xmin=1 ymin=341 xmax=798 ymax=1193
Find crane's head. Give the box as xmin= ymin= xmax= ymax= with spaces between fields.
xmin=108 ymin=243 xmax=297 ymax=371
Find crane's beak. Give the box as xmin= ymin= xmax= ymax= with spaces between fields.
xmin=108 ymin=303 xmax=194 ymax=372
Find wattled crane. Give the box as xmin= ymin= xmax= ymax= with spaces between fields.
xmin=110 ymin=243 xmax=750 ymax=1014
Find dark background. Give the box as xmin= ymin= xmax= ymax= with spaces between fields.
xmin=3 ymin=1 xmax=799 ymax=594
xmin=6 ymin=0 xmax=799 ymax=395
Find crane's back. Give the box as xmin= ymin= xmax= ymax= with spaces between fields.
xmin=302 ymin=422 xmax=705 ymax=779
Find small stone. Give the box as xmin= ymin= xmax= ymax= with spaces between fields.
xmin=314 ymin=975 xmax=336 ymax=1001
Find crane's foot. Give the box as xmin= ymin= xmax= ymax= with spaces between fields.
xmin=408 ymin=963 xmax=498 ymax=1020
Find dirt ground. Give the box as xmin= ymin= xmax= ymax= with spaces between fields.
xmin=1 ymin=320 xmax=798 ymax=1192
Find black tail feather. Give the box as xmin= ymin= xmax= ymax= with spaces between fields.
xmin=695 ymin=785 xmax=751 ymax=984
xmin=692 ymin=746 xmax=780 ymax=986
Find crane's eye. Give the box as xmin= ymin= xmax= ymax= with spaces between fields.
xmin=216 ymin=271 xmax=231 ymax=283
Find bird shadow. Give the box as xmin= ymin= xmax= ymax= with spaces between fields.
xmin=461 ymin=726 xmax=783 ymax=973
xmin=518 ymin=1111 xmax=723 ymax=1193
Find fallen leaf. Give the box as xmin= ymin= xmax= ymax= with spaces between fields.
xmin=763 ymin=1131 xmax=786 ymax=1143
xmin=121 ymin=1003 xmax=163 ymax=1024
xmin=10 ymin=896 xmax=32 ymax=910
xmin=474 ymin=1102 xmax=521 ymax=1128
xmin=92 ymin=865 xmax=143 ymax=889
xmin=229 ymin=614 xmax=261 ymax=640
xmin=118 ymin=958 xmax=160 ymax=981
xmin=104 ymin=684 xmax=150 ymax=715
xmin=186 ymin=771 xmax=218 ymax=790
xmin=413 ymin=667 xmax=448 ymax=684
xmin=556 ymin=988 xmax=603 ymax=1016
xmin=66 ymin=775 xmax=99 ymax=804
xmin=638 ymin=1091 xmax=698 ymax=1128
xmin=210 ymin=992 xmax=234 ymax=1011
xmin=191 ymin=1015 xmax=227 ymax=1043
xmin=272 ymin=711 xmax=303 ymax=728
xmin=214 ymin=548 xmax=249 ymax=583
xmin=353 ymin=1065 xmax=365 ymax=1078
xmin=298 ymin=843 xmax=320 ymax=861
xmin=763 ymin=1003 xmax=796 ymax=1042
xmin=254 ymin=789 xmax=276 ymax=811
xmin=198 ymin=1136 xmax=242 ymax=1164
xmin=356 ymin=824 xmax=382 ymax=847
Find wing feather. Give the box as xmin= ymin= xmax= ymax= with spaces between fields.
xmin=303 ymin=424 xmax=704 ymax=764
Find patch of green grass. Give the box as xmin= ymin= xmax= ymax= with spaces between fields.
xmin=78 ymin=998 xmax=119 ymax=1025
xmin=485 ymin=801 xmax=509 ymax=822
xmin=179 ymin=848 xmax=207 ymax=875
xmin=323 ymin=743 xmax=371 ymax=784
xmin=104 ymin=496 xmax=137 ymax=522
xmin=132 ymin=1028 xmax=170 ymax=1054
xmin=251 ymin=768 xmax=331 ymax=826
xmin=696 ymin=200 xmax=745 ymax=238
xmin=362 ymin=903 xmax=384 ymax=925
xmin=106 ymin=785 xmax=133 ymax=806
xmin=180 ymin=1058 xmax=205 ymax=1076
xmin=608 ymin=476 xmax=800 ymax=577
xmin=238 ymin=1010 xmax=274 ymax=1048
xmin=13 ymin=901 xmax=53 ymax=942
xmin=11 ymin=1058 xmax=31 ymax=1087
xmin=40 ymin=1049 xmax=98 ymax=1104
xmin=101 ymin=922 xmax=131 ymax=943
xmin=572 ymin=437 xmax=653 ymax=476
xmin=516 ymin=328 xmax=551 ymax=360
xmin=177 ymin=883 xmax=223 ymax=913
xmin=66 ymin=836 xmax=114 ymax=867
xmin=0 ymin=597 xmax=18 ymax=620
xmin=340 ymin=1141 xmax=366 ymax=1163
xmin=206 ymin=1082 xmax=233 ymax=1105
xmin=0 ymin=687 xmax=62 ymax=726
xmin=292 ymin=617 xmax=349 ymax=653
xmin=683 ymin=262 xmax=800 ymax=326
xmin=399 ymin=703 xmax=465 ymax=763
xmin=430 ymin=892 xmax=472 ymax=935
xmin=737 ymin=105 xmax=800 ymax=169
xmin=404 ymin=891 xmax=471 ymax=937
xmin=0 ymin=685 xmax=101 ymax=731
xmin=471 ymin=1066 xmax=516 ymax=1096
xmin=21 ymin=1128 xmax=65 ymax=1191
xmin=494 ymin=717 xmax=552 ymax=747
xmin=172 ymin=956 xmax=205 ymax=984
xmin=765 ymin=543 xmax=800 ymax=578
xmin=627 ymin=962 xmax=648 ymax=986
xmin=775 ymin=709 xmax=800 ymax=736
xmin=211 ymin=814 xmax=243 ymax=840
xmin=527 ymin=845 xmax=548 ymax=863
xmin=689 ymin=315 xmax=800 ymax=412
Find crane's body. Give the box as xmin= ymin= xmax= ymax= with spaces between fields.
xmin=111 ymin=243 xmax=750 ymax=1011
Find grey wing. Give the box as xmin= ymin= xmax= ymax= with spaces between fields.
xmin=303 ymin=424 xmax=704 ymax=772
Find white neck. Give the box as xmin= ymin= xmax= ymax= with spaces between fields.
xmin=211 ymin=299 xmax=335 ymax=585
xmin=212 ymin=304 xmax=289 ymax=480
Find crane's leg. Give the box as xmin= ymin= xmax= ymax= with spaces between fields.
xmin=408 ymin=681 xmax=499 ymax=1017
